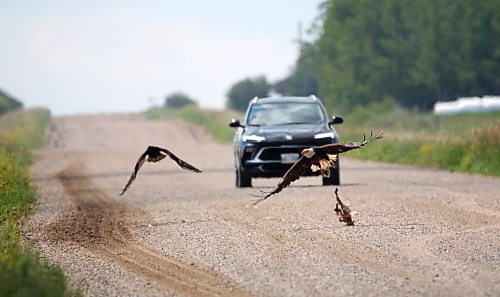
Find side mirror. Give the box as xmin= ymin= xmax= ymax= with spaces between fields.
xmin=229 ymin=118 xmax=244 ymax=128
xmin=329 ymin=115 xmax=344 ymax=125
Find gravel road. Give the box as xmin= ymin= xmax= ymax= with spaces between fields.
xmin=23 ymin=114 xmax=500 ymax=297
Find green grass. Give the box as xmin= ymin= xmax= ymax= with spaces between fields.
xmin=0 ymin=108 xmax=78 ymax=297
xmin=146 ymin=105 xmax=243 ymax=143
xmin=0 ymin=107 xmax=51 ymax=165
xmin=335 ymin=100 xmax=500 ymax=177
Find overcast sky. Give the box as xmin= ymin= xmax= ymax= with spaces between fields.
xmin=0 ymin=0 xmax=322 ymax=115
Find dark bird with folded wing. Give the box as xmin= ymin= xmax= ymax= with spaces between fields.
xmin=334 ymin=187 xmax=354 ymax=225
xmin=252 ymin=131 xmax=383 ymax=205
xmin=120 ymin=145 xmax=202 ymax=195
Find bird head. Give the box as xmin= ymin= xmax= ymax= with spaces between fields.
xmin=301 ymin=147 xmax=315 ymax=158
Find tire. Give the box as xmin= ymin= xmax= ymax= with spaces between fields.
xmin=322 ymin=159 xmax=340 ymax=186
xmin=236 ymin=167 xmax=252 ymax=188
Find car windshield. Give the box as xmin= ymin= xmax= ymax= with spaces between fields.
xmin=247 ymin=102 xmax=325 ymax=125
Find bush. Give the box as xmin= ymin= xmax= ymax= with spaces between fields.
xmin=0 ymin=89 xmax=23 ymax=116
xmin=164 ymin=92 xmax=197 ymax=109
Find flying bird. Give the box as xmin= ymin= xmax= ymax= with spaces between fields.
xmin=120 ymin=146 xmax=202 ymax=195
xmin=252 ymin=131 xmax=383 ymax=205
xmin=334 ymin=188 xmax=354 ymax=225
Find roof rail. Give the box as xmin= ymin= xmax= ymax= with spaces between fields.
xmin=251 ymin=96 xmax=259 ymax=103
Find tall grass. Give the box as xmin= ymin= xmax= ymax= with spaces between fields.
xmin=0 ymin=107 xmax=51 ymax=165
xmin=335 ymin=100 xmax=500 ymax=177
xmin=0 ymin=108 xmax=78 ymax=297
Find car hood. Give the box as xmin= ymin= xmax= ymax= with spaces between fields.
xmin=244 ymin=124 xmax=329 ymax=142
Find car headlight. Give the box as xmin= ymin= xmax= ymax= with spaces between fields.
xmin=242 ymin=134 xmax=265 ymax=142
xmin=313 ymin=132 xmax=335 ymax=139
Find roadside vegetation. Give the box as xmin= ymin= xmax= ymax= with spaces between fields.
xmin=146 ymin=105 xmax=243 ymax=143
xmin=147 ymin=102 xmax=500 ymax=177
xmin=337 ymin=100 xmax=500 ymax=177
xmin=0 ymin=108 xmax=78 ymax=297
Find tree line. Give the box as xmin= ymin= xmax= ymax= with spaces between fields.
xmin=226 ymin=0 xmax=500 ymax=113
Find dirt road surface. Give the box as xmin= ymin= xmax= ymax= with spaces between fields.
xmin=24 ymin=114 xmax=500 ymax=297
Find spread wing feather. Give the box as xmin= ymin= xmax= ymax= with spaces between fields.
xmin=158 ymin=147 xmax=202 ymax=173
xmin=315 ymin=131 xmax=383 ymax=155
xmin=120 ymin=146 xmax=201 ymax=195
xmin=252 ymin=157 xmax=311 ymax=205
xmin=120 ymin=151 xmax=148 ymax=195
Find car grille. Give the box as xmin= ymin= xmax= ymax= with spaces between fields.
xmin=258 ymin=146 xmax=308 ymax=161
xmin=260 ymin=163 xmax=294 ymax=171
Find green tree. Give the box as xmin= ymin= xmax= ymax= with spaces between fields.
xmin=274 ymin=42 xmax=319 ymax=97
xmin=0 ymin=89 xmax=23 ymax=116
xmin=226 ymin=76 xmax=270 ymax=112
xmin=164 ymin=92 xmax=197 ymax=109
xmin=314 ymin=0 xmax=500 ymax=112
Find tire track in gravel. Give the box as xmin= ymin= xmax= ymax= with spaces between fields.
xmin=48 ymin=162 xmax=253 ymax=297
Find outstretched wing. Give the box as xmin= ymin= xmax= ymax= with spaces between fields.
xmin=120 ymin=150 xmax=149 ymax=195
xmin=120 ymin=146 xmax=202 ymax=195
xmin=252 ymin=157 xmax=311 ymax=205
xmin=157 ymin=147 xmax=202 ymax=173
xmin=315 ymin=131 xmax=383 ymax=155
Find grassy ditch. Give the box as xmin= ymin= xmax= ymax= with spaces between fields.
xmin=336 ymin=101 xmax=500 ymax=177
xmin=0 ymin=108 xmax=78 ymax=297
xmin=146 ymin=103 xmax=500 ymax=177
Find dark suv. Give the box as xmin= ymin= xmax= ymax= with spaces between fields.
xmin=229 ymin=95 xmax=343 ymax=187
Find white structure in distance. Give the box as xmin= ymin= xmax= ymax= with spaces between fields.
xmin=433 ymin=96 xmax=500 ymax=115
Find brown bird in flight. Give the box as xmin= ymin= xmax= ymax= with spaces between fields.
xmin=120 ymin=146 xmax=202 ymax=195
xmin=252 ymin=131 xmax=383 ymax=205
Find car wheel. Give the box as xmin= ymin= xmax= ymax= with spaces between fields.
xmin=236 ymin=167 xmax=252 ymax=188
xmin=322 ymin=160 xmax=340 ymax=185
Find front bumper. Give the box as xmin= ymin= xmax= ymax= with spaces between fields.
xmin=240 ymin=139 xmax=336 ymax=178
